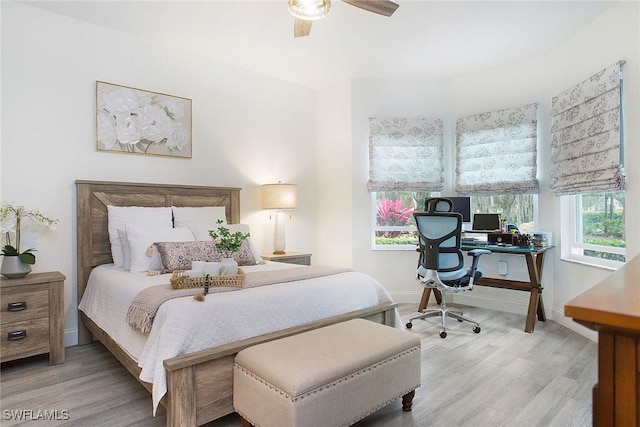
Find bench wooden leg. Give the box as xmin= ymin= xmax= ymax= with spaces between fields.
xmin=402 ymin=390 xmax=415 ymax=411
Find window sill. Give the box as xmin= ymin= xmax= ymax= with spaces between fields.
xmin=560 ymin=255 xmax=622 ymax=272
xmin=371 ymin=245 xmax=416 ymax=251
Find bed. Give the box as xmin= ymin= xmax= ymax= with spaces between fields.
xmin=75 ymin=180 xmax=398 ymax=426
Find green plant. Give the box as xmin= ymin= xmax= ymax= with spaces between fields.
xmin=376 ymin=199 xmax=415 ymax=239
xmin=208 ymin=220 xmax=250 ymax=258
xmin=0 ymin=204 xmax=59 ymax=264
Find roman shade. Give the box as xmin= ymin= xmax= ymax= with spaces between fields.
xmin=550 ymin=61 xmax=625 ymax=195
xmin=455 ymin=103 xmax=539 ymax=196
xmin=367 ymin=117 xmax=444 ymax=192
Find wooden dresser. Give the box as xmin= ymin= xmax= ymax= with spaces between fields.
xmin=1 ymin=271 xmax=65 ymax=365
xmin=565 ymin=255 xmax=640 ymax=427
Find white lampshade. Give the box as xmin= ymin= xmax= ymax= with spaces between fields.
xmin=288 ymin=0 xmax=331 ymax=20
xmin=262 ymin=183 xmax=298 ymax=210
xmin=262 ymin=182 xmax=298 ymax=254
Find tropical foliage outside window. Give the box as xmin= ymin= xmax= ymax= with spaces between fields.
xmin=471 ymin=195 xmax=535 ymax=233
xmin=573 ymin=192 xmax=625 ymax=263
xmin=373 ymin=192 xmax=434 ymax=247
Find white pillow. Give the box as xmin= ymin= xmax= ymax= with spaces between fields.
xmin=117 ymin=229 xmax=131 ymax=271
xmin=107 ymin=206 xmax=173 ymax=268
xmin=172 ymin=206 xmax=227 ymax=233
xmin=125 ymin=224 xmax=195 ymax=273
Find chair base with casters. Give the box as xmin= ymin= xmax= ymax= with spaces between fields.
xmin=406 ymin=249 xmax=489 ymax=338
xmin=405 ymin=291 xmax=481 ymax=339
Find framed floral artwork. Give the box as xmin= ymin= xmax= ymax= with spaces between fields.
xmin=96 ymin=81 xmax=192 ymax=158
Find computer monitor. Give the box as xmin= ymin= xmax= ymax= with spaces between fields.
xmin=472 ymin=213 xmax=501 ymax=231
xmin=446 ymin=197 xmax=471 ymax=223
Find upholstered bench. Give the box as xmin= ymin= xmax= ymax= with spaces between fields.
xmin=233 ymin=318 xmax=421 ymax=427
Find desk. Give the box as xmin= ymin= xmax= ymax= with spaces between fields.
xmin=418 ymin=245 xmax=553 ymax=333
xmin=565 ymin=254 xmax=640 ymax=426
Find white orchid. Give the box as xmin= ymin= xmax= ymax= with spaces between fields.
xmin=0 ymin=204 xmax=59 ymax=264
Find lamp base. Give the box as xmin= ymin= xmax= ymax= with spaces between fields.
xmin=273 ymin=211 xmax=287 ymax=254
xmin=272 ymin=251 xmax=286 ymax=255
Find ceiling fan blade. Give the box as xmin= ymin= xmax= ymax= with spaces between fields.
xmin=294 ymin=18 xmax=312 ymax=38
xmin=341 ymin=0 xmax=399 ymax=17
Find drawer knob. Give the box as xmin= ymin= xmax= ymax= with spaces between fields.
xmin=7 ymin=330 xmax=27 ymax=341
xmin=7 ymin=301 xmax=27 ymax=311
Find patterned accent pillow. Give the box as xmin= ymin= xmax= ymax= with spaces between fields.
xmin=155 ymin=240 xmax=258 ymax=273
xmin=221 ymin=240 xmax=258 ymax=267
xmin=155 ymin=241 xmax=217 ymax=273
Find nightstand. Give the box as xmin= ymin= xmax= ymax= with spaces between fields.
xmin=0 ymin=271 xmax=65 ymax=365
xmin=261 ymin=252 xmax=312 ymax=266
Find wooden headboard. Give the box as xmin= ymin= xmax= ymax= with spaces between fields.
xmin=75 ymin=180 xmax=241 ymax=342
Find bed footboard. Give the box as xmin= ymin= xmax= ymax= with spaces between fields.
xmin=163 ymin=302 xmax=397 ymax=426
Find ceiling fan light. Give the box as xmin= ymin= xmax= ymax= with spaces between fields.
xmin=288 ymin=0 xmax=331 ymax=21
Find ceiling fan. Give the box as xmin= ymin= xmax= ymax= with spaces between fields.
xmin=289 ymin=0 xmax=400 ymax=38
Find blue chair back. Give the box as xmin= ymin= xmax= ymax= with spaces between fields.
xmin=414 ymin=212 xmax=464 ymax=273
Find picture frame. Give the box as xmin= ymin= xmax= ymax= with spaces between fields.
xmin=96 ymin=81 xmax=192 ymax=158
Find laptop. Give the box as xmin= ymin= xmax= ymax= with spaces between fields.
xmin=472 ymin=213 xmax=501 ymax=232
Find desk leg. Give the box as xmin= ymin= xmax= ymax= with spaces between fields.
xmin=536 ymin=292 xmax=546 ymax=321
xmin=535 ymin=253 xmax=547 ymax=322
xmin=524 ymin=252 xmax=546 ymax=333
xmin=418 ymin=288 xmax=442 ymax=312
xmin=525 ymin=288 xmax=540 ymax=333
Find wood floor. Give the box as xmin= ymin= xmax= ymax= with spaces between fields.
xmin=1 ymin=304 xmax=597 ymax=427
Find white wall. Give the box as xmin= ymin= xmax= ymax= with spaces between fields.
xmin=316 ymin=81 xmax=353 ymax=267
xmin=318 ymin=1 xmax=639 ymax=340
xmin=1 ymin=2 xmax=318 ymax=346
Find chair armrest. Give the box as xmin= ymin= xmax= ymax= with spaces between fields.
xmin=467 ymin=249 xmax=490 ymax=280
xmin=468 ymin=249 xmax=491 ymax=257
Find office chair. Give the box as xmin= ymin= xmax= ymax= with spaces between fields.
xmin=406 ymin=211 xmax=490 ymax=338
xmin=424 ymin=197 xmax=453 ymax=213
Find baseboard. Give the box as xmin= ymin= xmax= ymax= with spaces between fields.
xmin=451 ymin=293 xmax=541 ymax=317
xmin=549 ymin=306 xmax=597 ymax=342
xmin=389 ymin=291 xmax=424 ymax=304
xmin=64 ymin=329 xmax=78 ymax=347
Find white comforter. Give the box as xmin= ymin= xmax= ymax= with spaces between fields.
xmin=78 ymin=262 xmax=398 ymax=413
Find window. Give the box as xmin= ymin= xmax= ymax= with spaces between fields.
xmin=372 ymin=191 xmax=436 ymax=249
xmin=372 ymin=192 xmax=535 ymax=249
xmin=566 ymin=191 xmax=626 ymax=268
xmin=367 ymin=117 xmax=444 ymax=250
xmin=550 ymin=61 xmax=626 ymax=269
xmin=471 ymin=194 xmax=535 ymax=232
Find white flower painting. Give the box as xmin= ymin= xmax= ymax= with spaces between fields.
xmin=96 ymin=81 xmax=192 ymax=158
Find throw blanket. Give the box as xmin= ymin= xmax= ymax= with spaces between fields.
xmin=127 ymin=266 xmax=351 ymax=334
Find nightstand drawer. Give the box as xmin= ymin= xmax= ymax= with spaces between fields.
xmin=261 ymin=252 xmax=312 ymax=266
xmin=0 ymin=288 xmax=49 ymax=325
xmin=279 ymin=257 xmax=309 ymax=265
xmin=1 ymin=317 xmax=50 ymax=362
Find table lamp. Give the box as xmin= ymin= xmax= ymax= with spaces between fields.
xmin=261 ymin=182 xmax=298 ymax=254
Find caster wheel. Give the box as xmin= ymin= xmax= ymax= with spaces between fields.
xmin=473 ymin=326 xmax=481 ymax=334
xmin=406 ymin=322 xmax=413 ymax=329
xmin=439 ymin=331 xmax=447 ymax=338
